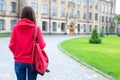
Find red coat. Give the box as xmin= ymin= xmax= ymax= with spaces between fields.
xmin=9 ymin=18 xmax=46 ymax=64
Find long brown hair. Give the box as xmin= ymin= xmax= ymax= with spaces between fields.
xmin=21 ymin=6 xmax=36 ymax=24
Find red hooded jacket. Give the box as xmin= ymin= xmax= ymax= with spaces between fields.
xmin=9 ymin=18 xmax=46 ymax=64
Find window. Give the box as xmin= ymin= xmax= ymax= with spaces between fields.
xmin=95 ymin=13 xmax=98 ymax=21
xmin=102 ymin=26 xmax=104 ymax=33
xmin=109 ymin=17 xmax=111 ymax=23
xmin=0 ymin=19 xmax=5 ymax=30
xmin=89 ymin=25 xmax=92 ymax=32
xmin=77 ymin=10 xmax=80 ymax=19
xmin=109 ymin=7 xmax=111 ymax=14
xmin=69 ymin=9 xmax=74 ymax=18
xmin=11 ymin=20 xmax=16 ymax=30
xmin=61 ymin=23 xmax=65 ymax=31
xmin=106 ymin=16 xmax=108 ymax=23
xmin=95 ymin=25 xmax=98 ymax=29
xmin=101 ymin=5 xmax=104 ymax=12
xmin=83 ymin=24 xmax=86 ymax=32
xmin=41 ymin=4 xmax=47 ymax=14
xmin=52 ymin=6 xmax=57 ymax=16
xmin=0 ymin=0 xmax=4 ymax=11
xmin=42 ymin=21 xmax=47 ymax=31
xmin=89 ymin=12 xmax=92 ymax=20
xmin=10 ymin=2 xmax=16 ymax=12
xmin=104 ymin=5 xmax=105 ymax=12
xmin=83 ymin=10 xmax=87 ymax=20
xmin=110 ymin=7 xmax=112 ymax=14
xmin=61 ymin=0 xmax=65 ymax=3
xmin=105 ymin=6 xmax=107 ymax=13
xmin=112 ymin=17 xmax=114 ymax=23
xmin=102 ymin=16 xmax=104 ymax=22
xmin=106 ymin=26 xmax=108 ymax=33
xmin=52 ymin=0 xmax=57 ymax=2
xmin=83 ymin=0 xmax=87 ymax=6
xmin=31 ymin=2 xmax=37 ymax=13
xmin=77 ymin=24 xmax=80 ymax=32
xmin=112 ymin=8 xmax=115 ymax=14
xmin=89 ymin=0 xmax=92 ymax=8
xmin=95 ymin=2 xmax=98 ymax=9
xmin=60 ymin=7 xmax=65 ymax=17
xmin=76 ymin=0 xmax=80 ymax=5
xmin=52 ymin=22 xmax=57 ymax=31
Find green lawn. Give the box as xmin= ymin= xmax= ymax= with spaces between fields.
xmin=0 ymin=33 xmax=10 ymax=38
xmin=60 ymin=36 xmax=120 ymax=80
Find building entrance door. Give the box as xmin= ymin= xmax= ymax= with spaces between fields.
xmin=69 ymin=23 xmax=75 ymax=34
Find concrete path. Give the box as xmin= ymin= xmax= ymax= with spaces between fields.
xmin=0 ymin=35 xmax=111 ymax=80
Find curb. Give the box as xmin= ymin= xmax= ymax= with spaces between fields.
xmin=58 ymin=42 xmax=115 ymax=80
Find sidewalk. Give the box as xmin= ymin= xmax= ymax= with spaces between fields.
xmin=0 ymin=35 xmax=113 ymax=80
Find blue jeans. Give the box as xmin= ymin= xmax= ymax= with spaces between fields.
xmin=14 ymin=62 xmax=37 ymax=80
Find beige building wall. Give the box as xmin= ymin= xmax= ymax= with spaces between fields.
xmin=0 ymin=0 xmax=116 ymax=34
xmin=0 ymin=0 xmax=18 ymax=33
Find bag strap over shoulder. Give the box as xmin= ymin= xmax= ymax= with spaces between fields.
xmin=33 ymin=27 xmax=40 ymax=42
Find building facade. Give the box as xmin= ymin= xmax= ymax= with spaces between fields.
xmin=0 ymin=0 xmax=116 ymax=34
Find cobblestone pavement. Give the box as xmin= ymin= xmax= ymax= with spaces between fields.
xmin=0 ymin=35 xmax=111 ymax=80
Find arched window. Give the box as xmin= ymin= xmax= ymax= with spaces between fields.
xmin=42 ymin=21 xmax=47 ymax=31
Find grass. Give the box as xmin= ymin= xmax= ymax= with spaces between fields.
xmin=0 ymin=33 xmax=10 ymax=38
xmin=60 ymin=36 xmax=120 ymax=80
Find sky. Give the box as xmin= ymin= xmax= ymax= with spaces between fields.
xmin=116 ymin=0 xmax=120 ymax=14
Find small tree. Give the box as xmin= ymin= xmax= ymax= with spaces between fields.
xmin=89 ymin=27 xmax=102 ymax=44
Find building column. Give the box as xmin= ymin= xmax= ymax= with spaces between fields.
xmin=19 ymin=0 xmax=31 ymax=16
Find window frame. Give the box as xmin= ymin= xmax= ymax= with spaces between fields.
xmin=0 ymin=0 xmax=4 ymax=11
xmin=31 ymin=2 xmax=37 ymax=13
xmin=60 ymin=7 xmax=65 ymax=17
xmin=51 ymin=6 xmax=57 ymax=16
xmin=41 ymin=4 xmax=47 ymax=14
xmin=10 ymin=1 xmax=16 ymax=12
xmin=0 ymin=19 xmax=5 ymax=30
xmin=10 ymin=20 xmax=16 ymax=30
xmin=52 ymin=22 xmax=57 ymax=31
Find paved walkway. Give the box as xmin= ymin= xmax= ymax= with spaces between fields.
xmin=0 ymin=35 xmax=111 ymax=80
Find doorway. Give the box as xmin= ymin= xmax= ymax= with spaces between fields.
xmin=69 ymin=22 xmax=75 ymax=35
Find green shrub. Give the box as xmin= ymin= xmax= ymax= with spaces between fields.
xmin=89 ymin=38 xmax=102 ymax=44
xmin=0 ymin=33 xmax=10 ymax=37
xmin=118 ymin=34 xmax=120 ymax=37
xmin=89 ymin=27 xmax=102 ymax=44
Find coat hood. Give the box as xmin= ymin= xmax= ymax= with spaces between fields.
xmin=16 ymin=18 xmax=36 ymax=30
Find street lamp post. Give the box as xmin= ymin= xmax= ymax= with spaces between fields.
xmin=87 ymin=0 xmax=89 ymax=34
xmin=18 ymin=0 xmax=20 ymax=19
xmin=65 ymin=13 xmax=68 ymax=35
xmin=49 ymin=0 xmax=51 ymax=34
xmin=110 ymin=0 xmax=113 ymax=34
